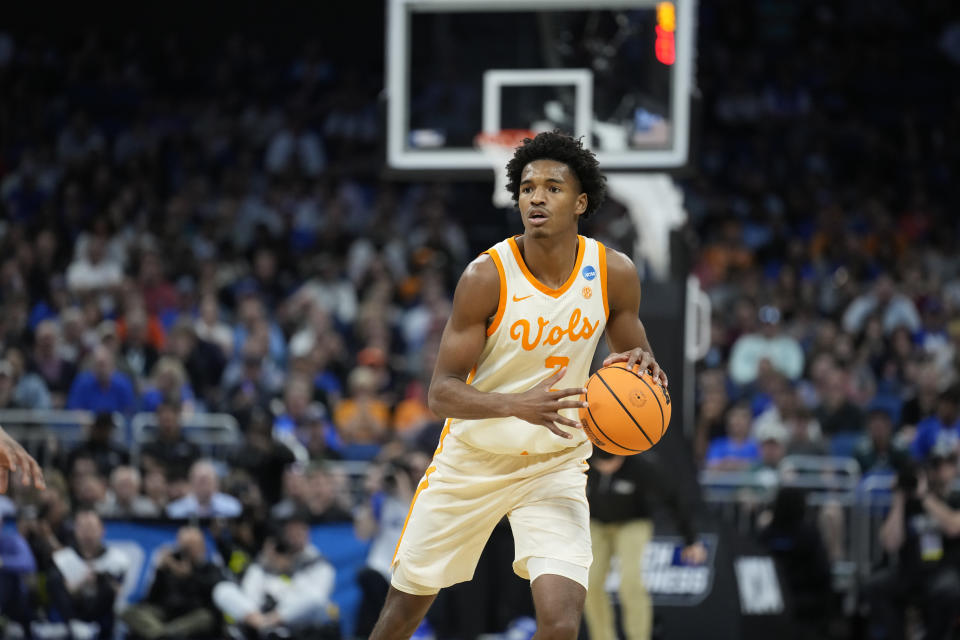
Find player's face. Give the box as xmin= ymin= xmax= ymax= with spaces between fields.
xmin=518 ymin=160 xmax=587 ymax=237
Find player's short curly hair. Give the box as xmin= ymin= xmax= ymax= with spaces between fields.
xmin=505 ymin=130 xmax=607 ymax=218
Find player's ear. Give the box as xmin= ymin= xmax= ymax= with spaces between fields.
xmin=575 ymin=193 xmax=588 ymax=215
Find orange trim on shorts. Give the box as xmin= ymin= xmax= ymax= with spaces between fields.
xmin=392 ymin=452 xmax=441 ymax=564
xmin=598 ymin=242 xmax=610 ymax=319
xmin=507 ymin=235 xmax=585 ymax=298
xmin=485 ymin=249 xmax=507 ymax=336
xmin=393 ymin=366 xmax=477 ymax=564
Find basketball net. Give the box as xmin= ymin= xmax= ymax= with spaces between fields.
xmin=475 ymin=129 xmax=535 ymax=209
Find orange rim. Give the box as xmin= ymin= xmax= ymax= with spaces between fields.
xmin=474 ymin=129 xmax=536 ymax=150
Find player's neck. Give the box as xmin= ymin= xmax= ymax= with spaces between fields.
xmin=516 ymin=231 xmax=580 ymax=289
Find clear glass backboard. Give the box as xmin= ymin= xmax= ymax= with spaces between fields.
xmin=386 ymin=0 xmax=697 ymax=172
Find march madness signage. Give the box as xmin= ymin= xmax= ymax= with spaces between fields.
xmin=604 ymin=534 xmax=718 ymax=605
xmin=603 ymin=530 xmax=792 ymax=640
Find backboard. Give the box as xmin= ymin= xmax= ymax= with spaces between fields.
xmin=386 ymin=0 xmax=697 ymax=172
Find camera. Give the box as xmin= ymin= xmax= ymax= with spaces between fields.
xmin=895 ymin=463 xmax=919 ymax=495
xmin=273 ymin=538 xmax=293 ymax=556
xmin=383 ymin=460 xmax=412 ymax=489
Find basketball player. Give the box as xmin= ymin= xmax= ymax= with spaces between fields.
xmin=0 ymin=425 xmax=45 ymax=493
xmin=370 ymin=131 xmax=667 ymax=640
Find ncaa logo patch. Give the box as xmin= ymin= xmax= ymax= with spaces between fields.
xmin=582 ymin=265 xmax=597 ymax=281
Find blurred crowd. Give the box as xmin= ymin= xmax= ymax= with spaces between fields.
xmin=692 ymin=0 xmax=960 ymax=478
xmin=0 ymin=23 xmax=493 ymax=639
xmin=0 ymin=23 xmax=635 ymax=639
xmin=0 ymin=0 xmax=958 ymax=637
xmin=691 ymin=2 xmax=960 ymax=637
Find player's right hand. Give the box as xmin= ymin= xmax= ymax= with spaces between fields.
xmin=510 ymin=367 xmax=588 ymax=439
xmin=0 ymin=426 xmax=45 ymax=493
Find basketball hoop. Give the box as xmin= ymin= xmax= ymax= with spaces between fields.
xmin=474 ymin=129 xmax=535 ymax=209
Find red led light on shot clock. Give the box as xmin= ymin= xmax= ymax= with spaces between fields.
xmin=655 ymin=26 xmax=676 ymax=65
xmin=655 ymin=2 xmax=676 ymax=66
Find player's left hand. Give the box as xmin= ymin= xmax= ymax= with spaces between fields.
xmin=603 ymin=348 xmax=668 ymax=387
xmin=681 ymin=541 xmax=707 ymax=565
xmin=0 ymin=426 xmax=45 ymax=493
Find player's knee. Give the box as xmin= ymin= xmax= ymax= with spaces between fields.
xmin=536 ymin=615 xmax=581 ymax=639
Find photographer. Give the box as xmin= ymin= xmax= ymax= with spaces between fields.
xmin=120 ymin=526 xmax=222 ymax=639
xmin=212 ymin=513 xmax=337 ymax=638
xmin=866 ymin=448 xmax=960 ymax=639
xmin=47 ymin=509 xmax=129 ymax=640
xmin=353 ymin=456 xmax=420 ymax=636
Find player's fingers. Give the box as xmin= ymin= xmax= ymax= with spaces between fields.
xmin=542 ymin=420 xmax=573 ymax=439
xmin=15 ymin=452 xmax=31 ymax=486
xmin=550 ymin=386 xmax=588 ymax=399
xmin=602 ymin=352 xmax=626 ymax=367
xmin=626 ymin=349 xmax=641 ymax=370
xmin=27 ymin=457 xmax=45 ymax=490
xmin=659 ymin=370 xmax=670 ymax=388
xmin=552 ymin=415 xmax=583 ymax=429
xmin=646 ymin=357 xmax=662 ymax=378
xmin=554 ymin=399 xmax=589 ymax=410
xmin=542 ymin=366 xmax=567 ymax=388
xmin=0 ymin=470 xmax=7 ymax=494
xmin=636 ymin=351 xmax=655 ymax=372
xmin=648 ymin=363 xmax=664 ymax=385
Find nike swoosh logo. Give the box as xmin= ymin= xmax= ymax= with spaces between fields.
xmin=512 ymin=294 xmax=533 ymax=302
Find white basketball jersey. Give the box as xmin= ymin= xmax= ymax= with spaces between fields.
xmin=449 ymin=235 xmax=609 ymax=455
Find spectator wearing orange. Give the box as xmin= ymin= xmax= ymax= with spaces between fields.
xmin=392 ymin=380 xmax=437 ymax=437
xmin=693 ymin=219 xmax=755 ymax=289
xmin=334 ymin=366 xmax=389 ymax=454
xmin=114 ymin=296 xmax=166 ymax=353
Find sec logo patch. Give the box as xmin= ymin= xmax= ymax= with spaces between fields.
xmin=582 ymin=286 xmax=593 ymax=299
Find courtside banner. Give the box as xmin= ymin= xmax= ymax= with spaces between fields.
xmin=604 ymin=534 xmax=718 ymax=606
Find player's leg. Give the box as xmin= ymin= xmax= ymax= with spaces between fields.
xmin=368 ymin=587 xmax=437 ymax=640
xmin=615 ymin=519 xmax=654 ymax=640
xmin=386 ymin=436 xmax=514 ymax=638
xmin=583 ymin=520 xmax=617 ymax=640
xmin=508 ymin=447 xmax=593 ymax=640
xmin=530 ymin=573 xmax=586 ymax=640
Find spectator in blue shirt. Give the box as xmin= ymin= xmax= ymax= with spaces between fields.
xmin=705 ymin=402 xmax=760 ymax=470
xmin=910 ymin=385 xmax=960 ymax=461
xmin=166 ymin=460 xmax=242 ymax=519
xmin=139 ymin=356 xmax=197 ymax=413
xmin=0 ymin=512 xmax=37 ymax=637
xmin=66 ymin=345 xmax=136 ymax=415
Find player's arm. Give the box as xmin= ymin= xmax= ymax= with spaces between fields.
xmin=427 ymin=254 xmax=587 ymax=438
xmin=602 ymin=249 xmax=668 ymax=386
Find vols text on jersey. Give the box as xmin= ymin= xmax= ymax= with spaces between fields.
xmin=509 ymin=308 xmax=601 ymax=351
